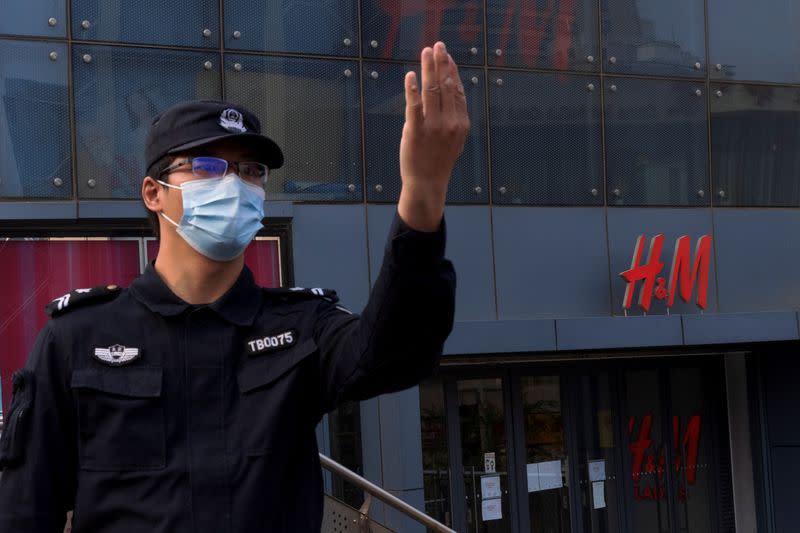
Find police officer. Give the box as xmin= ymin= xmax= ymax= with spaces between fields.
xmin=0 ymin=42 xmax=468 ymax=532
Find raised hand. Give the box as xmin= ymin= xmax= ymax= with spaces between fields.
xmin=398 ymin=41 xmax=471 ymax=232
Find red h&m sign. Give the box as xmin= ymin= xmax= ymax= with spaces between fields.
xmin=620 ymin=235 xmax=712 ymax=313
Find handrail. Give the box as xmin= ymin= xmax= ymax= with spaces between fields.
xmin=319 ymin=453 xmax=456 ymax=533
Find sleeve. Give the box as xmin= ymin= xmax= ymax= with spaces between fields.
xmin=314 ymin=212 xmax=456 ymax=414
xmin=0 ymin=322 xmax=77 ymax=532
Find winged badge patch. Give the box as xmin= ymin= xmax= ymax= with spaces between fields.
xmin=93 ymin=344 xmax=141 ymax=366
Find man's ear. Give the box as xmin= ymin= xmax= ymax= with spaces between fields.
xmin=142 ymin=176 xmax=164 ymax=213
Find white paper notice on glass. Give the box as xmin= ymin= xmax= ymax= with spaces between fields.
xmin=592 ymin=481 xmax=606 ymax=509
xmin=588 ymin=459 xmax=606 ymax=482
xmin=537 ymin=460 xmax=563 ymax=491
xmin=526 ymin=463 xmax=541 ymax=493
xmin=481 ymin=498 xmax=503 ymax=521
xmin=481 ymin=475 xmax=502 ymax=499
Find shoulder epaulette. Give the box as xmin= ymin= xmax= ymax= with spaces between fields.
xmin=45 ymin=284 xmax=123 ymax=317
xmin=262 ymin=286 xmax=339 ymax=304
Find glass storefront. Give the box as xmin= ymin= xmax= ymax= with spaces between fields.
xmin=420 ymin=356 xmax=734 ymax=533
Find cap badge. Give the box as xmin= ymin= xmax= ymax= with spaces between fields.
xmin=219 ymin=108 xmax=247 ymax=133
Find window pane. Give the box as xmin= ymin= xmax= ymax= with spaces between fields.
xmin=225 ymin=56 xmax=361 ymax=202
xmin=73 ymin=45 xmax=221 ymax=199
xmin=602 ymin=0 xmax=705 ymax=76
xmin=0 ymin=239 xmax=141 ymax=412
xmin=0 ymin=0 xmax=65 ymax=37
xmin=361 ymin=0 xmax=484 ymax=64
xmin=605 ymin=77 xmax=709 ymax=206
xmin=575 ymin=373 xmax=623 ymax=533
xmin=711 ymin=83 xmax=800 ymax=207
xmin=224 ymin=0 xmax=357 ymax=55
xmin=0 ymin=40 xmax=71 ymax=199
xmin=489 ymin=70 xmax=602 ymax=205
xmin=420 ymin=380 xmax=452 ymax=528
xmin=458 ymin=378 xmax=511 ymax=533
xmin=364 ymin=62 xmax=488 ymax=204
xmin=521 ymin=376 xmax=570 ymax=533
xmin=709 ymin=0 xmax=800 ymax=84
xmin=72 ymin=0 xmax=218 ymax=47
xmin=487 ymin=0 xmax=599 ymax=71
xmin=329 ymin=401 xmax=364 ymax=508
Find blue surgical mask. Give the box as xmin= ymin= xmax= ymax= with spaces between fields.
xmin=158 ymin=174 xmax=265 ymax=261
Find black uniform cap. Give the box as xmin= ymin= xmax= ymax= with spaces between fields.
xmin=144 ymin=100 xmax=284 ymax=174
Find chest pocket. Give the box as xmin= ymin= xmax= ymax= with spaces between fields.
xmin=237 ymin=339 xmax=318 ymax=456
xmin=71 ymin=367 xmax=165 ymax=471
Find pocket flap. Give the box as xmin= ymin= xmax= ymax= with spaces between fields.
xmin=238 ymin=339 xmax=317 ymax=393
xmin=71 ymin=367 xmax=163 ymax=398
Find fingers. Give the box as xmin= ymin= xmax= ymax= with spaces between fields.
xmin=420 ymin=46 xmax=439 ymax=120
xmin=448 ymin=54 xmax=470 ymax=136
xmin=439 ymin=50 xmax=457 ymax=120
xmin=404 ymin=71 xmax=423 ymax=129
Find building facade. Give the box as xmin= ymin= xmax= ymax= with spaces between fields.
xmin=1 ymin=0 xmax=799 ymax=532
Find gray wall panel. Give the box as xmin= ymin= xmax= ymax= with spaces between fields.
xmin=682 ymin=312 xmax=799 ymax=346
xmin=0 ymin=201 xmax=77 ymax=220
xmin=291 ymin=204 xmax=370 ymax=310
xmin=444 ymin=319 xmax=556 ymax=355
xmin=607 ymin=208 xmax=717 ymax=315
xmin=367 ymin=205 xmax=496 ymax=321
xmin=714 ymin=210 xmax=800 ymax=312
xmin=493 ymin=207 xmax=611 ymax=319
xmin=556 ymin=315 xmax=683 ymax=351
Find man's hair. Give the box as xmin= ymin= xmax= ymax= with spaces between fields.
xmin=144 ymin=155 xmax=176 ymax=238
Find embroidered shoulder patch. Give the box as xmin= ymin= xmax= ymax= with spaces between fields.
xmin=46 ymin=284 xmax=122 ymax=317
xmin=263 ymin=286 xmax=339 ymax=303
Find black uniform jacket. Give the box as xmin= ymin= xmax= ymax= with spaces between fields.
xmin=0 ymin=214 xmax=456 ymax=533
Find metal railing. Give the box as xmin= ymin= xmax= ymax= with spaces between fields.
xmin=319 ymin=454 xmax=456 ymax=533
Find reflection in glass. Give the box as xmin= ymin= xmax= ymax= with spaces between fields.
xmin=420 ymin=381 xmax=452 ymax=528
xmin=605 ymin=77 xmax=708 ymax=206
xmin=711 ymin=84 xmax=800 ymax=206
xmin=489 ymin=70 xmax=602 ymax=205
xmin=487 ymin=0 xmax=599 ymax=71
xmin=458 ymin=379 xmax=511 ymax=533
xmin=709 ymin=0 xmax=800 ymax=84
xmin=521 ymin=376 xmax=569 ymax=533
xmin=226 ymin=56 xmax=361 ymax=202
xmin=364 ymin=62 xmax=488 ymax=204
xmin=602 ymin=0 xmax=705 ymax=76
xmin=73 ymin=45 xmax=221 ymax=199
xmin=361 ymin=0 xmax=484 ymax=64
xmin=0 ymin=40 xmax=71 ymax=199
xmin=224 ymin=0 xmax=356 ymax=55
xmin=0 ymin=0 xmax=65 ymax=37
xmin=72 ymin=0 xmax=218 ymax=47
xmin=329 ymin=401 xmax=364 ymax=509
xmin=576 ymin=373 xmax=622 ymax=533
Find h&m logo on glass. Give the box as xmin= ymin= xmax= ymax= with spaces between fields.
xmin=620 ymin=235 xmax=712 ymax=312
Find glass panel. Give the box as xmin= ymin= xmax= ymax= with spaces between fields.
xmin=625 ymin=369 xmax=669 ymax=533
xmin=489 ymin=70 xmax=602 ymax=205
xmin=487 ymin=0 xmax=599 ymax=71
xmin=0 ymin=239 xmax=141 ymax=412
xmin=709 ymin=0 xmax=800 ymax=84
xmin=0 ymin=0 xmax=65 ymax=37
xmin=711 ymin=83 xmax=800 ymax=207
xmin=364 ymin=62 xmax=488 ymax=204
xmin=145 ymin=238 xmax=282 ymax=287
xmin=576 ymin=373 xmax=622 ymax=533
xmin=458 ymin=378 xmax=511 ymax=533
xmin=0 ymin=40 xmax=71 ymax=199
xmin=72 ymin=0 xmax=218 ymax=47
xmin=601 ymin=0 xmax=705 ymax=76
xmin=605 ymin=77 xmax=708 ymax=206
xmin=224 ymin=0 xmax=357 ymax=55
xmin=73 ymin=45 xmax=221 ymax=199
xmin=225 ymin=56 xmax=361 ymax=202
xmin=361 ymin=0 xmax=484 ymax=64
xmin=420 ymin=380 xmax=452 ymax=528
xmin=521 ymin=376 xmax=570 ymax=533
xmin=670 ymin=367 xmax=713 ymax=533
xmin=329 ymin=401 xmax=364 ymax=508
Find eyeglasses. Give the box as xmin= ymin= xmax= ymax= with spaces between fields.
xmin=160 ymin=156 xmax=269 ymax=186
